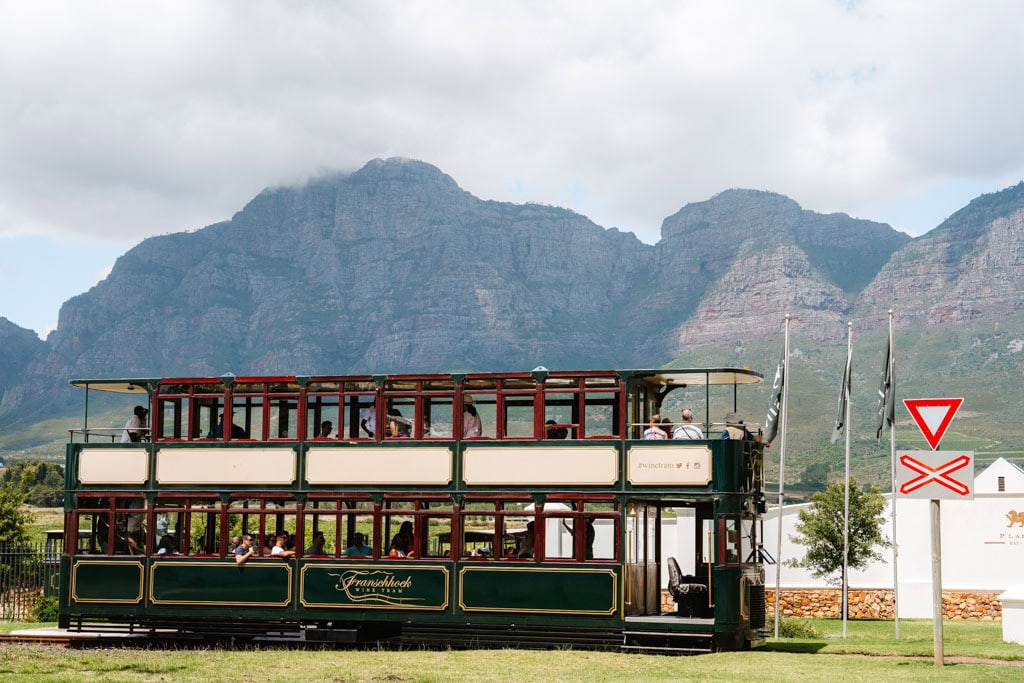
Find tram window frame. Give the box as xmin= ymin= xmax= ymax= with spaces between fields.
xmin=538 ymin=498 xmax=620 ymax=562
xmin=306 ymin=383 xmax=340 ymax=441
xmin=154 ymin=381 xmax=225 ymax=442
xmin=151 ymin=497 xmax=221 ymax=556
xmin=718 ymin=516 xmax=742 ymax=565
xmin=544 ymin=377 xmax=581 ymax=439
xmin=381 ymin=497 xmax=454 ymax=560
xmin=458 ymin=498 xmax=536 ymax=561
xmin=73 ymin=495 xmax=148 ymax=556
xmin=227 ymin=496 xmax=298 ymax=558
xmin=302 ymin=497 xmax=376 ymax=558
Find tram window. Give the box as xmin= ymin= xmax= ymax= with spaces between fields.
xmin=192 ymin=397 xmax=223 ymax=439
xmin=306 ymin=394 xmax=339 ymax=439
xmin=422 ymin=396 xmax=453 ymax=438
xmin=233 ymin=394 xmax=263 ymax=439
xmin=503 ymin=395 xmax=535 ymax=439
xmin=270 ymin=396 xmax=299 ymax=439
xmin=106 ymin=498 xmax=146 ymax=555
xmin=157 ymin=397 xmax=188 ymax=440
xmin=419 ymin=516 xmax=452 ymax=558
xmin=186 ymin=499 xmax=222 ymax=555
xmin=544 ymin=381 xmax=580 ymax=439
xmin=543 ymin=516 xmax=579 ymax=560
xmin=584 ymin=391 xmax=618 ymax=437
xmin=720 ymin=517 xmax=740 ymax=564
xmin=153 ymin=501 xmax=186 ymax=556
xmin=740 ymin=516 xmax=756 ymax=564
xmin=228 ymin=498 xmax=297 ymax=557
xmin=382 ymin=510 xmax=416 ymax=557
xmin=462 ymin=393 xmax=494 ymax=438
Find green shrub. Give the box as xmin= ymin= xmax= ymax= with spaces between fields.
xmin=779 ymin=618 xmax=822 ymax=639
xmin=32 ymin=596 xmax=59 ymax=622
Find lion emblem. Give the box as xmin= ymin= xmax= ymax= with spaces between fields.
xmin=1007 ymin=510 xmax=1024 ymax=528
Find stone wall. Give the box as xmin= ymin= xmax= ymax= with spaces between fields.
xmin=659 ymin=588 xmax=1003 ymax=620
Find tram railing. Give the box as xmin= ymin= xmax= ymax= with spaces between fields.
xmin=0 ymin=542 xmax=51 ymax=621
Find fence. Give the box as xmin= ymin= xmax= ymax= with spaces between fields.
xmin=0 ymin=542 xmax=52 ymax=621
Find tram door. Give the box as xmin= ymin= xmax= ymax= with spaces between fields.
xmin=624 ymin=503 xmax=660 ymax=616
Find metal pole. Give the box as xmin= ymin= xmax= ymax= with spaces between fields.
xmin=931 ymin=499 xmax=944 ymax=666
xmin=773 ymin=314 xmax=790 ymax=639
xmin=889 ymin=310 xmax=899 ymax=639
xmin=842 ymin=321 xmax=851 ymax=638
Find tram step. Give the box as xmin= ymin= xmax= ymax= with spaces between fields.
xmin=620 ymin=644 xmax=713 ymax=655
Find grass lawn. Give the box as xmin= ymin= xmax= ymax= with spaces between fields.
xmin=0 ymin=619 xmax=1020 ymax=681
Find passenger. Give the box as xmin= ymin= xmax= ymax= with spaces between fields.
xmin=643 ymin=415 xmax=668 ymax=440
xmin=271 ymin=532 xmax=295 ymax=558
xmin=305 ymin=531 xmax=326 ymax=556
xmin=230 ymin=535 xmax=241 ymax=551
xmin=314 ymin=421 xmax=333 ymax=439
xmin=389 ymin=521 xmax=415 ymax=557
xmin=673 ymin=409 xmax=704 ymax=440
xmin=359 ymin=404 xmax=376 ymax=437
xmin=233 ymin=534 xmax=256 ymax=565
xmin=209 ymin=412 xmax=248 ymax=439
xmin=720 ymin=412 xmax=754 ymax=440
xmin=156 ymin=534 xmax=177 ymax=555
xmin=120 ymin=405 xmax=149 ymax=443
xmin=586 ymin=520 xmax=596 ymax=560
xmin=545 ymin=420 xmax=568 ymax=439
xmin=345 ymin=532 xmax=372 ymax=557
xmin=387 ymin=413 xmax=412 ymax=438
xmin=516 ymin=521 xmax=535 ymax=558
xmin=463 ymin=401 xmax=482 ymax=438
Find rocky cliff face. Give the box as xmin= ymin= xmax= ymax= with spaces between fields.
xmin=3 ymin=159 xmax=1021 ymax=429
xmin=857 ymin=183 xmax=1024 ymax=325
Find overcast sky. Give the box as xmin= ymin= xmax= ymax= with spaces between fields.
xmin=3 ymin=1 xmax=1024 ymax=337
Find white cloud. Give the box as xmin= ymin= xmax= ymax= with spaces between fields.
xmin=2 ymin=0 xmax=1024 ymax=248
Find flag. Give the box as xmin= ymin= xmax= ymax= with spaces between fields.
xmin=874 ymin=334 xmax=894 ymax=440
xmin=764 ymin=350 xmax=785 ymax=444
xmin=831 ymin=346 xmax=852 ymax=444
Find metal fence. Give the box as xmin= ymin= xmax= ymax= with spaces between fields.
xmin=0 ymin=542 xmax=51 ymax=621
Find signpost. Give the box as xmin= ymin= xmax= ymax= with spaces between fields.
xmin=899 ymin=398 xmax=973 ymax=667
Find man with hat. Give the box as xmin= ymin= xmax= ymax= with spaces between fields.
xmin=720 ymin=411 xmax=753 ymax=441
xmin=121 ymin=405 xmax=149 ymax=443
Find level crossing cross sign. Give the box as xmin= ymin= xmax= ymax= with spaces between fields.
xmin=896 ymin=450 xmax=974 ymax=499
xmin=903 ymin=398 xmax=963 ymax=450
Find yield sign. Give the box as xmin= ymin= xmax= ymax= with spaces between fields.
xmin=903 ymin=398 xmax=963 ymax=450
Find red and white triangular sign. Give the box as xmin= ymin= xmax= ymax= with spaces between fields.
xmin=903 ymin=398 xmax=964 ymax=450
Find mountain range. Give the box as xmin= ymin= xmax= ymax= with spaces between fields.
xmin=3 ymin=158 xmax=1024 ymax=485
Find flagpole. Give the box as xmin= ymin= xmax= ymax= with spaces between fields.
xmin=843 ymin=321 xmax=852 ymax=639
xmin=773 ymin=313 xmax=790 ymax=639
xmin=889 ymin=309 xmax=899 ymax=639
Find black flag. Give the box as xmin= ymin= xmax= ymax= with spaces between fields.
xmin=764 ymin=350 xmax=785 ymax=444
xmin=875 ymin=334 xmax=894 ymax=439
xmin=830 ymin=346 xmax=852 ymax=444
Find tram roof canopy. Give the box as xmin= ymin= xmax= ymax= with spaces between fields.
xmin=69 ymin=379 xmax=160 ymax=394
xmin=627 ymin=368 xmax=763 ymax=386
xmin=69 ymin=367 xmax=762 ymax=395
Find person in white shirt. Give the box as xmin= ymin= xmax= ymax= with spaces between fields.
xmin=643 ymin=415 xmax=668 ymax=440
xmin=120 ymin=405 xmax=149 ymax=443
xmin=672 ymin=408 xmax=705 ymax=439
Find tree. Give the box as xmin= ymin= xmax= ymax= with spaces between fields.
xmin=787 ymin=477 xmax=889 ymax=585
xmin=0 ymin=460 xmax=64 ymax=507
xmin=0 ymin=486 xmax=32 ymax=546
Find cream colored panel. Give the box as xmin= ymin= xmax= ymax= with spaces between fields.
xmin=79 ymin=449 xmax=149 ymax=485
xmin=627 ymin=445 xmax=712 ymax=486
xmin=306 ymin=447 xmax=453 ymax=486
xmin=463 ymin=446 xmax=618 ymax=486
xmin=156 ymin=448 xmax=296 ymax=485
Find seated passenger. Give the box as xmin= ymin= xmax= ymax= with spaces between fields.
xmin=345 ymin=532 xmax=372 ymax=556
xmin=389 ymin=521 xmax=415 ymax=557
xmin=120 ymin=405 xmax=149 ymax=443
xmin=463 ymin=402 xmax=482 ymax=438
xmin=305 ymin=531 xmax=326 ymax=556
xmin=233 ymin=534 xmax=255 ymax=565
xmin=209 ymin=413 xmax=248 ymax=439
xmin=271 ymin=531 xmax=295 ymax=558
xmin=516 ymin=521 xmax=535 ymax=558
xmin=156 ymin=534 xmax=177 ymax=555
xmin=314 ymin=421 xmax=333 ymax=439
xmin=387 ymin=414 xmax=412 ymax=438
xmin=672 ymin=409 xmax=704 ymax=439
xmin=720 ymin=412 xmax=754 ymax=440
xmin=643 ymin=415 xmax=668 ymax=440
xmin=545 ymin=420 xmax=568 ymax=439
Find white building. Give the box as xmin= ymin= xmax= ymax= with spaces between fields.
xmin=760 ymin=458 xmax=1024 ymax=617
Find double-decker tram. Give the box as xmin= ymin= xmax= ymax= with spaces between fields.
xmin=59 ymin=367 xmax=768 ymax=653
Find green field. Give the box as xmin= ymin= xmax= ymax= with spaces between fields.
xmin=0 ymin=619 xmax=1021 ymax=681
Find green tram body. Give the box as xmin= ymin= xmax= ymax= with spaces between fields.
xmin=58 ymin=368 xmax=768 ymax=653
